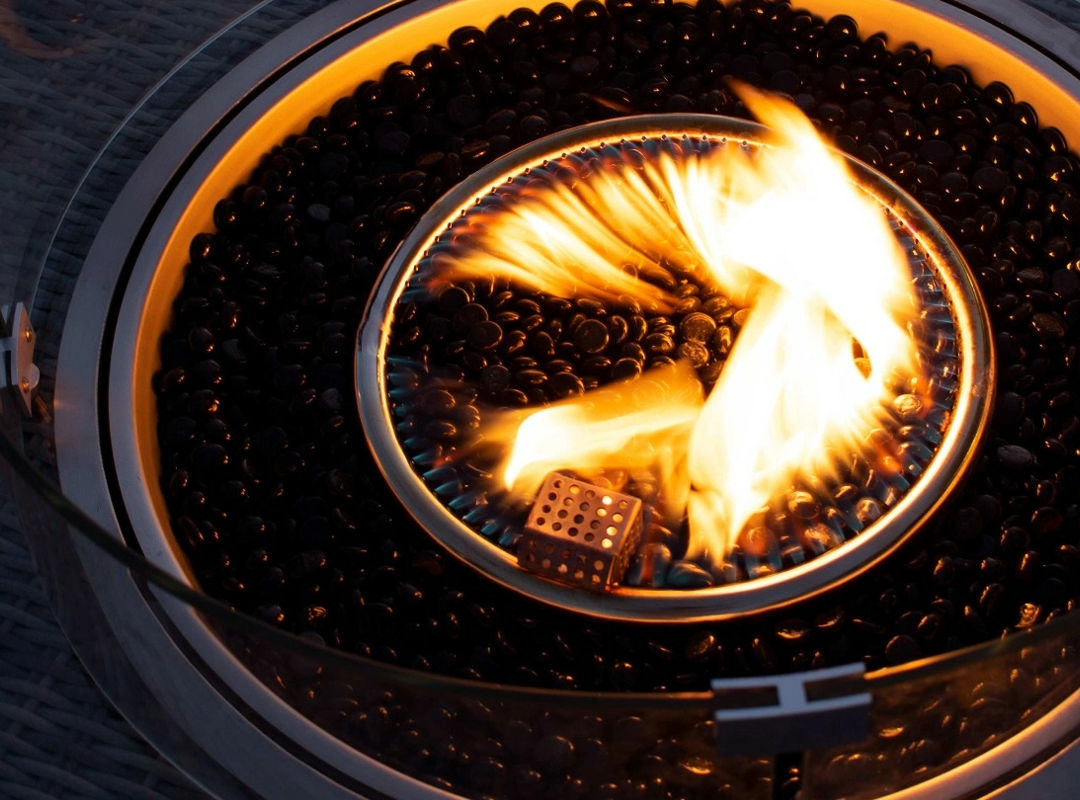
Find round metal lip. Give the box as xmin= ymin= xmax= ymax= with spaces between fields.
xmin=357 ymin=112 xmax=996 ymax=623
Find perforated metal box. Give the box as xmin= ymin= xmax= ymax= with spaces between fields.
xmin=518 ymin=473 xmax=643 ymax=591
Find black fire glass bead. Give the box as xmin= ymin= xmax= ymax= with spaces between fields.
xmin=678 ymin=311 xmax=717 ymax=343
xmin=573 ymin=319 xmax=610 ymax=353
xmin=467 ymin=320 xmax=504 ymax=350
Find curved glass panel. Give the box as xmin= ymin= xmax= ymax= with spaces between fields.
xmin=7 ymin=414 xmax=1080 ymax=799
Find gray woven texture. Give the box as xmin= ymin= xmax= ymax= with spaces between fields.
xmin=1023 ymin=0 xmax=1080 ymax=28
xmin=1 ymin=1 xmax=1080 ymax=799
xmin=0 ymin=499 xmax=207 ymax=800
xmin=0 ymin=2 xmax=331 ymax=798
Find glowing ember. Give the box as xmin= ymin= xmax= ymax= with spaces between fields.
xmin=425 ymin=88 xmax=923 ymax=570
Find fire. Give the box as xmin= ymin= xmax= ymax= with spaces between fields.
xmin=498 ymin=361 xmax=703 ymax=527
xmin=681 ymin=88 xmax=919 ymax=563
xmin=502 ymin=362 xmax=703 ymax=495
xmin=438 ymin=88 xmax=920 ymax=570
xmin=429 ymin=160 xmax=685 ymax=312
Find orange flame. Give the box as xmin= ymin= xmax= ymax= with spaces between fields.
xmin=450 ymin=88 xmax=920 ymax=568
xmin=497 ymin=362 xmax=703 ymax=524
xmin=682 ymin=88 xmax=918 ymax=561
xmin=430 ymin=165 xmax=686 ymax=312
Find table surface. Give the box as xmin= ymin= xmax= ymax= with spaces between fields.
xmin=4 ymin=1 xmax=1080 ymax=799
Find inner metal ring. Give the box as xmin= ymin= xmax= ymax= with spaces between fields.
xmin=357 ymin=113 xmax=996 ymax=622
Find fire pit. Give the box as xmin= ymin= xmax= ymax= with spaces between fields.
xmin=359 ymin=110 xmax=993 ymax=620
xmin=45 ymin=0 xmax=1080 ymax=798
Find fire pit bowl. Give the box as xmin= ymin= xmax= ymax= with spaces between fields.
xmin=43 ymin=0 xmax=1080 ymax=798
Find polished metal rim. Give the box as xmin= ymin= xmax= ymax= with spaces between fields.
xmin=357 ymin=112 xmax=996 ymax=622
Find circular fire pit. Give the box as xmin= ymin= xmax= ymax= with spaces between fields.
xmin=359 ymin=112 xmax=993 ymax=620
xmin=44 ymin=0 xmax=1080 ymax=798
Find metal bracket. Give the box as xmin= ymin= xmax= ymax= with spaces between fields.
xmin=712 ymin=662 xmax=871 ymax=757
xmin=1 ymin=303 xmax=39 ymax=418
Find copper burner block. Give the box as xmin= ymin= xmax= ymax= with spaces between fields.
xmin=520 ymin=472 xmax=644 ymax=590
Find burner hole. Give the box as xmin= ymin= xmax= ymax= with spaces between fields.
xmin=553 ymin=522 xmax=563 ymax=531
xmin=536 ymin=517 xmax=546 ymax=525
xmin=594 ymin=560 xmax=604 ymax=571
xmin=558 ymin=564 xmax=568 ymax=575
xmin=606 ymin=526 xmax=617 ymax=536
xmin=585 ymin=533 xmax=595 ymax=542
xmin=602 ymin=539 xmax=613 ymax=549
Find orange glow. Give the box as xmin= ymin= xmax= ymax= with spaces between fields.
xmin=448 ymin=88 xmax=920 ymax=568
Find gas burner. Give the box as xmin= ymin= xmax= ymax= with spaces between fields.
xmin=359 ymin=112 xmax=992 ymax=620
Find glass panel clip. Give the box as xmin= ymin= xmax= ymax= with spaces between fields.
xmin=1 ymin=303 xmax=39 ymax=417
xmin=711 ymin=662 xmax=870 ymax=756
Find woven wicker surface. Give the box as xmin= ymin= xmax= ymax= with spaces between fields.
xmin=3 ymin=0 xmax=1080 ymax=799
xmin=0 ymin=498 xmax=208 ymax=800
xmin=0 ymin=2 xmax=331 ymax=798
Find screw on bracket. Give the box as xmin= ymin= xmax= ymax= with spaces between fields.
xmin=712 ymin=662 xmax=870 ymax=757
xmin=1 ymin=303 xmax=39 ymax=418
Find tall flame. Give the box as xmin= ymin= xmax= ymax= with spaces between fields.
xmin=439 ymin=88 xmax=920 ymax=568
xmin=681 ymin=88 xmax=918 ymax=561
